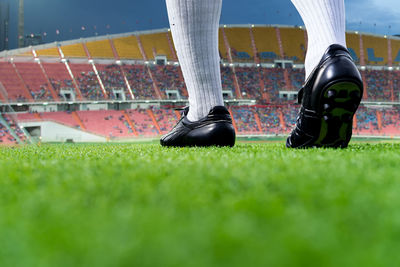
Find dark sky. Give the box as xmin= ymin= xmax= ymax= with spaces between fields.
xmin=2 ymin=0 xmax=400 ymax=49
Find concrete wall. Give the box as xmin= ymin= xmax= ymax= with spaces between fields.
xmin=19 ymin=121 xmax=106 ymax=143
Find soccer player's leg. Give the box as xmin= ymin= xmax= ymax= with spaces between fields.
xmin=287 ymin=0 xmax=363 ymax=148
xmin=161 ymin=0 xmax=235 ymax=147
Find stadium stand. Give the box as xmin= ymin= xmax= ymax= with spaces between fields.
xmin=279 ymin=27 xmax=306 ymax=63
xmin=14 ymin=62 xmax=53 ymax=101
xmin=346 ymin=32 xmax=361 ymax=63
xmin=0 ymin=123 xmax=17 ymax=145
xmin=96 ymin=64 xmax=131 ymax=99
xmin=391 ymin=39 xmax=400 ymax=65
xmin=224 ymin=27 xmax=254 ymax=62
xmin=254 ymin=105 xmax=284 ymax=134
xmin=69 ymin=63 xmax=104 ymax=100
xmin=151 ymin=107 xmax=179 ymax=134
xmin=151 ymin=65 xmax=186 ymax=98
xmin=235 ymin=66 xmax=262 ymax=100
xmin=362 ymin=35 xmax=387 ymax=66
xmin=123 ymin=64 xmax=155 ymax=99
xmin=231 ymin=106 xmax=260 ymax=134
xmin=42 ymin=62 xmax=75 ymax=99
xmin=36 ymin=47 xmax=59 ymax=58
xmin=0 ymin=62 xmax=31 ymax=101
xmin=113 ymin=36 xmax=143 ymax=60
xmin=2 ymin=25 xmax=400 ymax=144
xmin=60 ymin=43 xmax=87 ymax=58
xmin=252 ymin=27 xmax=281 ymax=63
xmin=354 ymin=106 xmax=380 ymax=135
xmin=86 ymin=40 xmax=114 ymax=59
xmin=39 ymin=111 xmax=80 ymax=128
xmin=126 ymin=108 xmax=159 ymax=136
xmin=77 ymin=110 xmax=131 ymax=138
xmin=140 ymin=33 xmax=174 ymax=60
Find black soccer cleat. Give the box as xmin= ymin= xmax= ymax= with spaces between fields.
xmin=160 ymin=106 xmax=236 ymax=147
xmin=287 ymin=44 xmax=364 ymax=149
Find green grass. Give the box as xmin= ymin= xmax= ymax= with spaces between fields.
xmin=1 ymin=142 xmax=400 ymax=267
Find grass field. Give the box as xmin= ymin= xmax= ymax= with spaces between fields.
xmin=1 ymin=142 xmax=400 ymax=267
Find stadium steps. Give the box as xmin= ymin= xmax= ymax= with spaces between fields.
xmin=275 ymin=27 xmax=297 ymax=89
xmin=278 ymin=110 xmax=286 ymax=131
xmin=121 ymin=110 xmax=138 ymax=136
xmin=258 ymin=68 xmax=270 ymax=102
xmin=0 ymin=114 xmax=23 ymax=144
xmin=249 ymin=27 xmax=259 ymax=64
xmin=221 ymin=27 xmax=242 ymax=99
xmin=376 ymin=110 xmax=382 ymax=130
xmin=72 ymin=111 xmax=86 ymax=130
xmin=253 ymin=111 xmax=263 ymax=134
xmin=388 ymin=38 xmax=393 ymax=67
xmin=0 ymin=81 xmax=7 ymax=102
xmin=107 ymin=39 xmax=134 ymax=99
xmin=15 ymin=62 xmax=54 ymax=101
xmin=275 ymin=27 xmax=285 ymax=59
xmin=361 ymin=71 xmax=368 ymax=100
xmin=9 ymin=62 xmax=33 ymax=100
xmin=359 ymin=34 xmax=366 ymax=66
xmin=42 ymin=62 xmax=84 ymax=101
xmin=146 ymin=109 xmax=161 ymax=135
xmin=136 ymin=35 xmax=163 ymax=99
xmin=228 ymin=107 xmax=238 ymax=134
xmin=166 ymin=32 xmax=178 ymax=61
xmin=82 ymin=43 xmax=109 ymax=98
xmin=37 ymin=61 xmax=60 ymax=101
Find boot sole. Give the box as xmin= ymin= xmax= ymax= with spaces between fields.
xmin=314 ymin=81 xmax=363 ymax=148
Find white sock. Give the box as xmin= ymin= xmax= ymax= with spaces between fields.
xmin=166 ymin=0 xmax=224 ymax=121
xmin=291 ymin=0 xmax=346 ymax=80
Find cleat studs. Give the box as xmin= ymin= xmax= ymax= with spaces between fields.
xmin=327 ymin=90 xmax=336 ymax=99
xmin=323 ymin=115 xmax=331 ymax=121
xmin=323 ymin=103 xmax=330 ymax=110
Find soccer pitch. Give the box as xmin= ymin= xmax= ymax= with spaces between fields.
xmin=1 ymin=142 xmax=400 ymax=266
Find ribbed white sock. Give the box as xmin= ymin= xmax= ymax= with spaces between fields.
xmin=166 ymin=0 xmax=224 ymax=121
xmin=291 ymin=0 xmax=347 ymax=80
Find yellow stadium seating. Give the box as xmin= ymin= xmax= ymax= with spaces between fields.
xmin=224 ymin=27 xmax=254 ymax=61
xmin=36 ymin=47 xmax=59 ymax=57
xmin=390 ymin=38 xmax=400 ymax=65
xmin=113 ymin=36 xmax=142 ymax=60
xmin=252 ymin=27 xmax=281 ymax=62
xmin=140 ymin=32 xmax=173 ymax=60
xmin=86 ymin=39 xmax=114 ymax=59
xmin=346 ymin=32 xmax=360 ymax=63
xmin=61 ymin=43 xmax=86 ymax=58
xmin=279 ymin=27 xmax=306 ymax=63
xmin=362 ymin=34 xmax=387 ymax=65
